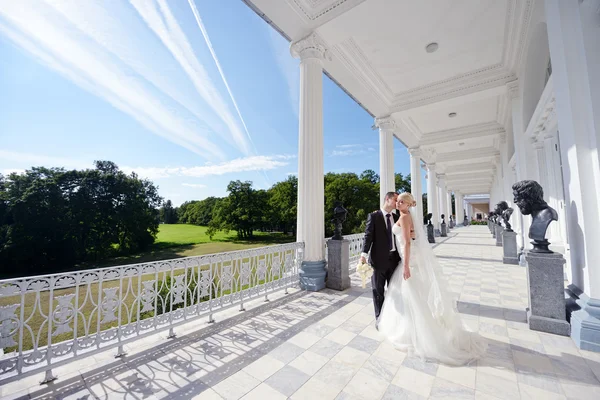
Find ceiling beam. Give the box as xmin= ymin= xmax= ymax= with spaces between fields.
xmin=419 ymin=122 xmax=504 ymax=146
xmin=445 ymin=163 xmax=495 ymax=174
xmin=436 ymin=147 xmax=499 ymax=163
xmin=391 ymin=71 xmax=514 ymax=114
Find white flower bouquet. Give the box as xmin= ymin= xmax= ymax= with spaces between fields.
xmin=356 ymin=260 xmax=373 ymax=288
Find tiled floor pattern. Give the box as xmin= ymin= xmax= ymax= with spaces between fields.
xmin=2 ymin=226 xmax=600 ymax=399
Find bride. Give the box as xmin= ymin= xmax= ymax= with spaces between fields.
xmin=377 ymin=192 xmax=487 ymax=365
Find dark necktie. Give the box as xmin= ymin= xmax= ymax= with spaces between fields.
xmin=386 ymin=213 xmax=393 ymax=251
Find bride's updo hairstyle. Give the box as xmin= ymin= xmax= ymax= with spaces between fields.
xmin=399 ymin=192 xmax=417 ymax=208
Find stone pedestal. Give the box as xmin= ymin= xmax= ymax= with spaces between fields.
xmin=440 ymin=222 xmax=447 ymax=237
xmin=495 ymin=225 xmax=503 ymax=247
xmin=325 ymin=239 xmax=350 ymax=291
xmin=525 ymin=251 xmax=570 ymax=336
xmin=427 ymin=224 xmax=435 ymax=244
xmin=502 ymin=230 xmax=519 ymax=264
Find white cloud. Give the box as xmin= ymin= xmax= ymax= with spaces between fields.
xmin=0 ymin=0 xmax=255 ymax=160
xmin=123 ymin=155 xmax=294 ymax=179
xmin=0 ymin=150 xmax=293 ymax=180
xmin=130 ymin=0 xmax=252 ymax=155
xmin=328 ymin=144 xmax=374 ymax=157
xmin=182 ymin=183 xmax=206 ymax=188
xmin=267 ymin=27 xmax=299 ymax=118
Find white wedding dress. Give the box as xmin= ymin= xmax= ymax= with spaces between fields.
xmin=377 ymin=208 xmax=487 ymax=365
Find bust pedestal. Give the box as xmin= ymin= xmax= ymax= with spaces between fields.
xmin=502 ymin=230 xmax=518 ymax=264
xmin=427 ymin=224 xmax=435 ymax=244
xmin=326 ymin=239 xmax=350 ymax=291
xmin=525 ymin=251 xmax=570 ymax=336
xmin=495 ymin=225 xmax=503 ymax=247
xmin=440 ymin=222 xmax=447 ymax=237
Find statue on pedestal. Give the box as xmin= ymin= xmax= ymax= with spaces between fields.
xmin=332 ymin=202 xmax=347 ymax=240
xmin=494 ymin=201 xmax=509 ymax=226
xmin=488 ymin=211 xmax=495 ymax=223
xmin=502 ymin=207 xmax=514 ymax=231
xmin=441 ymin=214 xmax=445 ymax=224
xmin=512 ymin=180 xmax=558 ymax=253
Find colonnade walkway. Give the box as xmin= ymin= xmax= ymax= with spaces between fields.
xmin=2 ymin=226 xmax=599 ymax=400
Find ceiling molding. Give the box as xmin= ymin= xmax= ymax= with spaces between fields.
xmin=436 ymin=147 xmax=500 ymax=163
xmin=390 ymin=69 xmax=516 ymax=113
xmin=419 ymin=122 xmax=504 ymax=146
xmin=333 ymin=39 xmax=395 ymax=105
xmin=286 ymin=0 xmax=368 ymax=26
xmin=445 ymin=163 xmax=495 ymax=175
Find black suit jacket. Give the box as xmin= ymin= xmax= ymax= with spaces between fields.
xmin=362 ymin=210 xmax=400 ymax=270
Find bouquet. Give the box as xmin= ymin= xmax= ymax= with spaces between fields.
xmin=356 ymin=260 xmax=373 ymax=288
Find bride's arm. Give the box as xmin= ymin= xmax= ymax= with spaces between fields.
xmin=399 ymin=214 xmax=412 ymax=280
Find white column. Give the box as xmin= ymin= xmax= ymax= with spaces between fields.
xmin=408 ymin=147 xmax=423 ymax=222
xmin=542 ymin=129 xmax=563 ymax=246
xmin=546 ymin=0 xmax=600 ymax=304
xmin=427 ymin=163 xmax=439 ymax=231
xmin=532 ymin=138 xmax=549 ymax=200
xmin=456 ymin=191 xmax=465 ymax=224
xmin=507 ymin=81 xmax=529 ymax=250
xmin=438 ymin=174 xmax=448 ymax=224
xmin=376 ymin=116 xmax=396 ymax=206
xmin=291 ymin=33 xmax=327 ymax=291
xmin=446 ymin=191 xmax=453 ymax=220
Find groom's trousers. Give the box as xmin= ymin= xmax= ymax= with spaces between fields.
xmin=371 ymin=252 xmax=401 ymax=320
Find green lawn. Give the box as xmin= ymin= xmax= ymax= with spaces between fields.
xmin=99 ymin=224 xmax=296 ymax=267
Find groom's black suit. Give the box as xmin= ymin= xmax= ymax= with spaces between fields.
xmin=362 ymin=210 xmax=401 ymax=319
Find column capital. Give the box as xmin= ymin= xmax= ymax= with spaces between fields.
xmin=290 ymin=32 xmax=328 ymax=61
xmin=506 ymin=80 xmax=520 ymax=99
xmin=543 ymin=130 xmax=556 ymax=140
xmin=374 ymin=116 xmax=396 ymax=132
xmin=407 ymin=147 xmax=421 ymax=157
xmin=437 ymin=173 xmax=446 ymax=180
xmin=426 ymin=162 xmax=436 ymax=172
xmin=531 ymin=137 xmax=544 ymax=149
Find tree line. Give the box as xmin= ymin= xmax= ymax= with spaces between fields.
xmin=161 ymin=170 xmax=413 ymax=239
xmin=0 ymin=161 xmax=415 ymax=277
xmin=0 ymin=161 xmax=162 ymax=277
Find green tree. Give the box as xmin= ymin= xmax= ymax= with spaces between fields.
xmin=209 ymin=180 xmax=263 ymax=239
xmin=268 ymin=176 xmax=297 ymax=235
xmin=395 ymin=172 xmax=411 ymax=194
xmin=160 ymin=200 xmax=178 ymax=224
xmin=0 ymin=161 xmax=162 ymax=277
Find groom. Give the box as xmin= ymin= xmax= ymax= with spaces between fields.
xmin=360 ymin=192 xmax=401 ymax=326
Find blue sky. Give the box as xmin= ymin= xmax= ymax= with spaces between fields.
xmin=0 ymin=0 xmax=411 ymax=205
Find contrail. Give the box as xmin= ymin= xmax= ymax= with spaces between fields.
xmin=186 ymin=0 xmax=270 ymax=186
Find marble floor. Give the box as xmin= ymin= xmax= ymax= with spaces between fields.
xmin=2 ymin=226 xmax=600 ymax=400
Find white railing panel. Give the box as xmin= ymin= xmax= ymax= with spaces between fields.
xmin=0 ymin=242 xmax=304 ymax=383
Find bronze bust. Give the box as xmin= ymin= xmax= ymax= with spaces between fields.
xmin=494 ymin=201 xmax=509 ymax=226
xmin=332 ymin=202 xmax=347 ymax=240
xmin=512 ymin=180 xmax=558 ymax=253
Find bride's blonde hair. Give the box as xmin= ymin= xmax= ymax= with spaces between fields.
xmin=399 ymin=192 xmax=417 ymax=207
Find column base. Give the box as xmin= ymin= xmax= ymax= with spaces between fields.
xmin=299 ymin=260 xmax=327 ymax=292
xmin=566 ymin=286 xmax=600 ymax=352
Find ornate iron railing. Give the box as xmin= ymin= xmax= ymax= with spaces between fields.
xmin=0 ymin=242 xmax=303 ymax=384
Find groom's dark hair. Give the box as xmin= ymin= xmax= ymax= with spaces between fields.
xmin=384 ymin=192 xmax=397 ymax=201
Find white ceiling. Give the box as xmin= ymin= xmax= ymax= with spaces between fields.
xmin=244 ymin=0 xmax=533 ymax=194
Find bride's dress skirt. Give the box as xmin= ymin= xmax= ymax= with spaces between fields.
xmin=377 ymin=249 xmax=487 ymax=366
